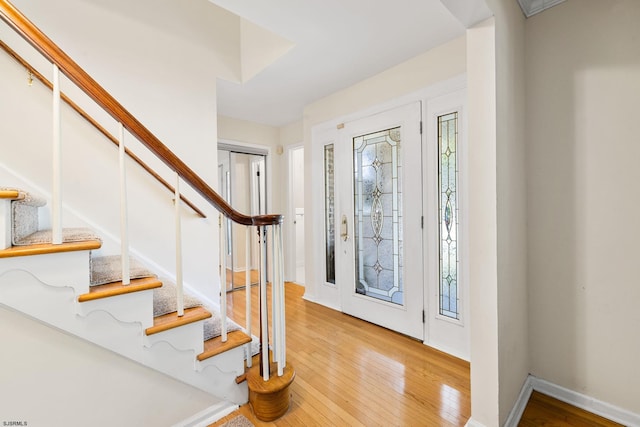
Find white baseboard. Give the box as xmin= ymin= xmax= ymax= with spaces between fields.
xmin=532 ymin=377 xmax=640 ymax=427
xmin=464 ymin=418 xmax=487 ymax=427
xmin=424 ymin=339 xmax=470 ymax=362
xmin=173 ymin=401 xmax=238 ymax=427
xmin=301 ymin=294 xmax=341 ymax=311
xmin=504 ymin=375 xmax=640 ymax=427
xmin=504 ymin=375 xmax=534 ymax=427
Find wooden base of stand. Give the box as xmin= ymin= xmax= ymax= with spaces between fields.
xmin=247 ymin=362 xmax=295 ymax=421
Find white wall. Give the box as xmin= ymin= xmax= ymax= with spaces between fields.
xmin=0 ymin=306 xmax=218 ymax=426
xmin=526 ymin=0 xmax=640 ymax=414
xmin=488 ymin=0 xmax=529 ymax=423
xmin=0 ymin=0 xmax=239 ymax=305
xmin=466 ymin=17 xmax=500 ymax=427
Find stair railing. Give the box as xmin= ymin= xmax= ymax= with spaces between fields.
xmin=0 ymin=0 xmax=286 ymax=381
xmin=0 ymin=39 xmax=206 ymax=219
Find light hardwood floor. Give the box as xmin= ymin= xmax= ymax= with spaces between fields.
xmin=519 ymin=391 xmax=623 ymax=427
xmin=214 ymin=282 xmax=471 ymax=426
xmin=214 ymin=280 xmax=622 ymax=426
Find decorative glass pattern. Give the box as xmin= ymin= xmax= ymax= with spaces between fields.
xmin=324 ymin=144 xmax=336 ymax=284
xmin=438 ymin=112 xmax=459 ymax=319
xmin=353 ymin=127 xmax=403 ymax=305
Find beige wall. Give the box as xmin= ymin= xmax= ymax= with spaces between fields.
xmin=0 ymin=306 xmax=218 ymax=426
xmin=279 ymin=120 xmax=304 ymax=147
xmin=304 ymin=36 xmax=466 ymax=126
xmin=218 ymin=116 xmax=281 ymax=147
xmin=526 ymin=0 xmax=640 ymax=413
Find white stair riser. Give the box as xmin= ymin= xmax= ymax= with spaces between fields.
xmin=143 ymin=340 xmax=249 ymax=405
xmin=144 ymin=320 xmax=206 ymax=353
xmin=77 ymin=290 xmax=154 ymax=329
xmin=197 ymin=345 xmax=247 ymax=377
xmin=0 ymin=269 xmax=78 ymax=325
xmin=0 ymin=250 xmax=91 ymax=294
xmin=1 ymin=265 xmax=247 ymax=402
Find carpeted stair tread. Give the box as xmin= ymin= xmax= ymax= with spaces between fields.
xmin=90 ymin=255 xmax=156 ymax=286
xmin=13 ymin=227 xmax=102 ymax=246
xmin=203 ymin=306 xmax=241 ymax=341
xmin=153 ymin=280 xmax=203 ymax=317
xmin=0 ymin=239 xmax=102 ymax=258
xmin=152 ymin=281 xmax=241 ymax=340
xmin=78 ymin=277 xmax=163 ymax=302
xmin=197 ymin=330 xmax=252 ymax=361
xmin=11 ymin=192 xmax=46 ymax=244
xmin=146 ymin=306 xmax=212 ymax=335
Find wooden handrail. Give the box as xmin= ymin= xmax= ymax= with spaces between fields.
xmin=0 ymin=0 xmax=282 ymax=227
xmin=0 ymin=39 xmax=207 ymax=219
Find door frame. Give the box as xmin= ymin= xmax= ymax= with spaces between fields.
xmin=217 ymin=140 xmax=271 ymax=288
xmin=286 ymin=143 xmax=305 ymax=283
xmin=218 ymin=139 xmax=272 ymax=214
xmin=308 ymin=75 xmax=469 ymax=358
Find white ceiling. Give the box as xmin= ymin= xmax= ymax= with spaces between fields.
xmin=209 ymin=0 xmax=492 ymax=127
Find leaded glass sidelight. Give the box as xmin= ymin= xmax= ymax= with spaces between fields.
xmin=353 ymin=127 xmax=403 ymax=305
xmin=438 ymin=112 xmax=459 ymax=319
xmin=324 ymin=144 xmax=336 ymax=284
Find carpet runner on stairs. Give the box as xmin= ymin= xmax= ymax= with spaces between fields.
xmin=90 ymin=254 xmax=156 ymax=286
xmin=152 ymin=279 xmax=241 ymax=340
xmin=5 ymin=187 xmax=240 ymax=342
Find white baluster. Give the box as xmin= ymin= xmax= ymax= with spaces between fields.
xmin=175 ymin=173 xmax=184 ymax=317
xmin=271 ymin=225 xmax=280 ymax=371
xmin=119 ymin=123 xmax=130 ymax=285
xmin=220 ymin=215 xmax=227 ymax=342
xmin=277 ymin=223 xmax=286 ymax=375
xmin=51 ymin=64 xmax=62 ymax=245
xmin=259 ymin=226 xmax=269 ymax=381
xmin=245 ymin=225 xmax=252 ymax=367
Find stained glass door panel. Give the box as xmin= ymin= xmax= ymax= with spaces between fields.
xmin=353 ymin=128 xmax=403 ymax=304
xmin=337 ymin=102 xmax=423 ymax=340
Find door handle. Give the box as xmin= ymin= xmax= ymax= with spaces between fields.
xmin=340 ymin=215 xmax=349 ymax=241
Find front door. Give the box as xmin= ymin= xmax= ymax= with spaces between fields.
xmin=336 ymin=102 xmax=424 ymax=339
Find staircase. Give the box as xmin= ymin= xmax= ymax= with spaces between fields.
xmin=0 ymin=188 xmax=252 ymax=414
xmin=0 ymin=0 xmax=293 ymax=423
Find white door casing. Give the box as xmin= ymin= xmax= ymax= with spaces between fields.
xmin=308 ymin=77 xmax=469 ymax=359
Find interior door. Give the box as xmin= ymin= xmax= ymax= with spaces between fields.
xmin=337 ymin=102 xmax=424 ymax=339
xmin=218 ymin=149 xmax=266 ymax=290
